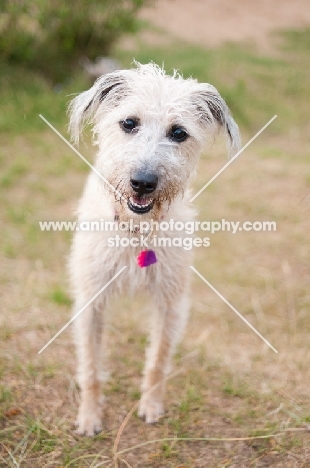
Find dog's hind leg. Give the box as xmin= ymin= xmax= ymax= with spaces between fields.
xmin=73 ymin=294 xmax=106 ymax=436
xmin=139 ymin=279 xmax=190 ymax=423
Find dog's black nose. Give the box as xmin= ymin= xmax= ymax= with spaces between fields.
xmin=130 ymin=172 xmax=158 ymax=195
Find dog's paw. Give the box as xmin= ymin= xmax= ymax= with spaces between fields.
xmin=75 ymin=409 xmax=103 ymax=436
xmin=138 ymin=394 xmax=164 ymax=424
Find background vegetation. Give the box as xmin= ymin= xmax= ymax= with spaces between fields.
xmin=0 ymin=0 xmax=147 ymax=82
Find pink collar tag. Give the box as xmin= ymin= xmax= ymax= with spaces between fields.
xmin=137 ymin=250 xmax=157 ymax=268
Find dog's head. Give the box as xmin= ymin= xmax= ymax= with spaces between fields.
xmin=69 ymin=62 xmax=241 ymax=220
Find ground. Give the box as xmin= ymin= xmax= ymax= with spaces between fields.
xmin=1 ymin=2 xmax=310 ymax=467
xmin=139 ymin=0 xmax=310 ymax=50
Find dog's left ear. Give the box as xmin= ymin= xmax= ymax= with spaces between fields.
xmin=193 ymin=84 xmax=241 ymax=156
xmin=68 ymin=71 xmax=128 ymax=144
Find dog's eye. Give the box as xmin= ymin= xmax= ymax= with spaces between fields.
xmin=169 ymin=126 xmax=188 ymax=142
xmin=120 ymin=118 xmax=138 ymax=133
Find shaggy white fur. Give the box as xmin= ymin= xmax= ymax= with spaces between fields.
xmin=68 ymin=62 xmax=240 ymax=436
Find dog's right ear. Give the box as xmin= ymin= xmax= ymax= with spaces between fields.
xmin=68 ymin=71 xmax=128 ymax=144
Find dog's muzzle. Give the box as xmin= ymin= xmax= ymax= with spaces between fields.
xmin=128 ymin=171 xmax=158 ymax=214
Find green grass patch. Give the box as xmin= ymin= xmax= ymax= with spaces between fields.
xmin=0 ymin=62 xmax=88 ymax=134
xmin=49 ymin=286 xmax=72 ymax=306
xmin=0 ymin=385 xmax=12 ymax=404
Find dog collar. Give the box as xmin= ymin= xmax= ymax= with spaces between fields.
xmin=114 ymin=212 xmax=157 ymax=267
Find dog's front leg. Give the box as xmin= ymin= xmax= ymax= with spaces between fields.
xmin=73 ymin=296 xmax=105 ymax=436
xmin=139 ymin=290 xmax=189 ymax=423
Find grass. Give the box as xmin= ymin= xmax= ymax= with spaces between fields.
xmin=0 ymin=26 xmax=310 ymax=467
xmin=49 ymin=286 xmax=72 ymax=307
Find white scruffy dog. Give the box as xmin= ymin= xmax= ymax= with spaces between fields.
xmin=68 ymin=63 xmax=240 ymax=436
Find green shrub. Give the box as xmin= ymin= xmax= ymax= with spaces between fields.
xmin=0 ymin=0 xmax=149 ymax=82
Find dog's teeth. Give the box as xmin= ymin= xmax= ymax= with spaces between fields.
xmin=130 ymin=198 xmax=153 ymax=209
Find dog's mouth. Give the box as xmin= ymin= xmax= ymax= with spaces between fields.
xmin=127 ymin=196 xmax=154 ymax=214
